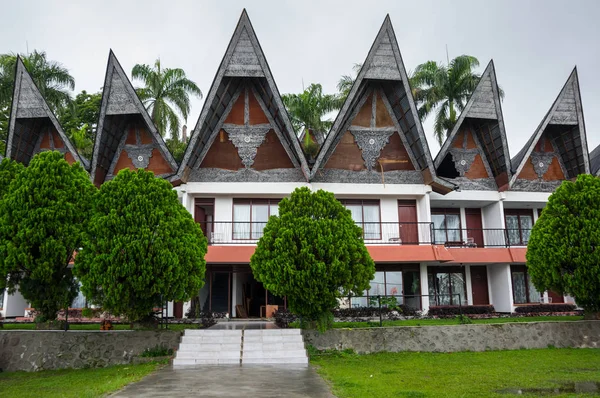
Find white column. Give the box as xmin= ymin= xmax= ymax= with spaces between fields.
xmin=231 ymin=273 xmax=238 ymax=318
xmin=465 ymin=265 xmax=473 ymax=305
xmin=182 ymin=301 xmax=192 ymax=319
xmin=487 ymin=264 xmax=514 ymax=312
xmin=419 ymin=263 xmax=430 ymax=313
xmin=460 ymin=207 xmax=468 ymax=242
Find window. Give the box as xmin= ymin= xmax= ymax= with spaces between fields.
xmin=350 ymin=267 xmax=419 ymax=309
xmin=505 ymin=209 xmax=533 ymax=246
xmin=428 ymin=266 xmax=466 ymax=305
xmin=341 ymin=200 xmax=381 ymax=240
xmin=511 ymin=265 xmax=541 ymax=304
xmin=432 ymin=208 xmax=461 ymax=244
xmin=233 ymin=199 xmax=280 ymax=239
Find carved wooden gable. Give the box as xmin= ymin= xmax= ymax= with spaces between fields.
xmin=7 ymin=58 xmax=83 ymax=166
xmin=91 ymin=51 xmax=177 ymax=186
xmin=510 ymin=68 xmax=589 ymax=192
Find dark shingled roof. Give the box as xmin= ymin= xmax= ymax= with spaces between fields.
xmin=590 ymin=144 xmax=600 ymax=176
xmin=311 ymin=15 xmax=452 ymax=191
xmin=90 ymin=50 xmax=178 ymax=185
xmin=434 ymin=60 xmax=511 ymax=188
xmin=7 ymin=57 xmax=84 ymax=166
xmin=177 ymin=10 xmax=310 ymax=182
xmin=510 ymin=68 xmax=590 ymax=183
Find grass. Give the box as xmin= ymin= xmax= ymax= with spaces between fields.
xmin=1 ymin=323 xmax=192 ymax=331
xmin=0 ymin=361 xmax=165 ymax=398
xmin=328 ymin=315 xmax=584 ymax=329
xmin=311 ymin=348 xmax=600 ymax=398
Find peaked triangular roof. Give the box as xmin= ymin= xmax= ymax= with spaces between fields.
xmin=434 ymin=60 xmax=511 ymax=189
xmin=90 ymin=50 xmax=178 ymax=184
xmin=311 ymin=15 xmax=451 ymax=191
xmin=510 ymin=68 xmax=589 ymax=184
xmin=6 ymin=57 xmax=83 ymax=166
xmin=590 ymin=144 xmax=600 ymax=176
xmin=177 ymin=10 xmax=310 ymax=182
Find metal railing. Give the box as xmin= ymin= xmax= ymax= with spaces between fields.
xmin=197 ymin=221 xmax=531 ymax=248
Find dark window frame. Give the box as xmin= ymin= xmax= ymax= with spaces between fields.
xmin=510 ymin=265 xmax=541 ymax=304
xmin=340 ymin=199 xmax=382 ymax=240
xmin=431 ymin=208 xmax=462 ymax=244
xmin=504 ymin=209 xmax=533 ymax=246
xmin=232 ymin=198 xmax=281 ymax=240
xmin=427 ymin=266 xmax=467 ymax=306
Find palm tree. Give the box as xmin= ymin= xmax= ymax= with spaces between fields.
xmin=410 ymin=55 xmax=502 ymax=145
xmin=0 ymin=50 xmax=75 ymax=113
xmin=132 ymin=59 xmax=202 ymax=138
xmin=337 ymin=63 xmax=362 ymax=101
xmin=282 ymin=83 xmax=344 ymax=139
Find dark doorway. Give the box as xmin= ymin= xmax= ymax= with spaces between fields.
xmin=210 ymin=272 xmax=231 ymax=313
xmin=403 ymin=269 xmax=422 ymax=310
xmin=465 ymin=208 xmax=484 ymax=247
xmin=398 ymin=200 xmax=418 ymax=244
xmin=470 ymin=266 xmax=490 ymax=305
xmin=547 ymin=291 xmax=564 ymax=303
xmin=173 ymin=302 xmax=184 ymax=318
xmin=195 ymin=198 xmax=215 ymax=243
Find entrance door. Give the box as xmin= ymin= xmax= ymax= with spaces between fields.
xmin=402 ymin=269 xmax=421 ymax=310
xmin=173 ymin=302 xmax=183 ymax=318
xmin=398 ymin=200 xmax=418 ymax=244
xmin=465 ymin=208 xmax=484 ymax=247
xmin=547 ymin=291 xmax=564 ymax=303
xmin=195 ymin=198 xmax=215 ymax=243
xmin=470 ymin=266 xmax=489 ymax=305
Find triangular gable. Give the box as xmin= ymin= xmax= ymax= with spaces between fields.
xmin=177 ymin=10 xmax=310 ymax=183
xmin=311 ymin=15 xmax=452 ymax=192
xmin=434 ymin=61 xmax=511 ymax=190
xmin=90 ymin=50 xmax=178 ymax=186
xmin=6 ymin=57 xmax=83 ymax=166
xmin=590 ymin=144 xmax=600 ymax=176
xmin=510 ymin=68 xmax=589 ymax=191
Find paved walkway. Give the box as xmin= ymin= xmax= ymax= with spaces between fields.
xmin=209 ymin=321 xmax=278 ymax=330
xmin=112 ymin=365 xmax=334 ymax=397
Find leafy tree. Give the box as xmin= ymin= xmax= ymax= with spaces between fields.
xmin=165 ymin=129 xmax=188 ymax=163
xmin=59 ymin=91 xmax=102 ymax=158
xmin=132 ymin=59 xmax=202 ymax=138
xmin=250 ymin=187 xmax=375 ymax=329
xmin=0 ymin=50 xmax=75 ymax=154
xmin=282 ymin=83 xmax=344 ymax=140
xmin=410 ymin=55 xmax=504 ymax=145
xmin=74 ymin=169 xmax=207 ymax=322
xmin=0 ymin=151 xmax=94 ymax=321
xmin=0 ymin=157 xmax=24 ymax=197
xmin=337 ymin=63 xmax=362 ymax=101
xmin=527 ymin=174 xmax=600 ymax=317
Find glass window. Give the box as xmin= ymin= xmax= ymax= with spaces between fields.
xmin=233 ymin=199 xmax=280 ymax=240
xmin=432 ymin=209 xmax=461 ymax=244
xmin=511 ymin=265 xmax=541 ymax=304
xmin=428 ymin=267 xmax=466 ymax=305
xmin=350 ymin=269 xmax=411 ymax=308
xmin=341 ymin=200 xmax=381 ymax=240
xmin=505 ymin=210 xmax=533 ymax=246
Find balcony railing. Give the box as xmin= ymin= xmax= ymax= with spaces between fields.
xmin=197 ymin=221 xmax=532 ymax=248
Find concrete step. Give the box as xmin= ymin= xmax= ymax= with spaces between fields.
xmin=242 ymin=349 xmax=307 ymax=359
xmin=242 ymin=342 xmax=305 ymax=351
xmin=184 ymin=329 xmax=242 ymax=337
xmin=178 ymin=343 xmax=241 ymax=352
xmin=243 ymin=335 xmax=304 ymax=343
xmin=173 ymin=358 xmax=240 ymax=366
xmin=176 ymin=350 xmax=241 ymax=360
xmin=181 ymin=336 xmax=242 ymax=344
xmin=242 ymin=357 xmax=308 ymax=365
xmin=244 ymin=329 xmax=301 ymax=336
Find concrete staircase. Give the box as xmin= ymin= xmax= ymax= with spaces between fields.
xmin=173 ymin=328 xmax=308 ymax=366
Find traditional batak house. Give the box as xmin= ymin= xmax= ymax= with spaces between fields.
xmin=1 ymin=11 xmax=595 ymax=319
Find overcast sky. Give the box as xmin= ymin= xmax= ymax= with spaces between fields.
xmin=1 ymin=0 xmax=599 ymax=158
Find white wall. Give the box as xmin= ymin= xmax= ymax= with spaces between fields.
xmin=488 ymin=264 xmax=513 ymax=312
xmin=465 ymin=265 xmax=473 ymax=305
xmin=419 ymin=263 xmax=429 ymax=313
xmin=4 ymin=289 xmax=28 ymax=318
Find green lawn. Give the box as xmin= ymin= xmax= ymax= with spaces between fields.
xmin=0 ymin=361 xmax=165 ymax=398
xmin=1 ymin=323 xmax=191 ymax=331
xmin=331 ymin=315 xmax=584 ymax=328
xmin=312 ymin=348 xmax=600 ymax=398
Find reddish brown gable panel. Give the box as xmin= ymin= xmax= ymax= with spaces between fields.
xmin=125 ymin=126 xmax=137 ymax=144
xmin=248 ymin=92 xmax=269 ymax=125
xmin=64 ymin=152 xmax=76 ymax=165
xmin=465 ymin=154 xmax=490 ymax=179
xmin=351 ymin=94 xmax=372 ymax=127
xmin=113 ymin=150 xmax=136 ymax=173
xmin=324 ymin=131 xmax=365 ymax=171
xmin=51 ymin=130 xmax=64 ymax=148
xmin=465 ymin=130 xmax=477 ymax=149
xmin=253 ymin=130 xmax=294 ymax=170
xmin=139 ymin=127 xmax=153 ymax=145
xmin=38 ymin=130 xmax=52 ymax=149
xmin=224 ymin=94 xmax=245 ymax=125
xmin=543 ymin=157 xmax=565 ymax=180
xmin=147 ymin=148 xmax=175 ymax=175
xmin=200 ymin=130 xmax=244 ymax=170
xmin=375 ymin=94 xmax=394 ymax=127
xmin=379 ymin=133 xmax=415 ymax=171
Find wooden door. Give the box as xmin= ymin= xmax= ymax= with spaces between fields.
xmin=465 ymin=208 xmax=484 ymax=247
xmin=398 ymin=200 xmax=418 ymax=244
xmin=470 ymin=266 xmax=489 ymax=305
xmin=173 ymin=302 xmax=183 ymax=318
xmin=547 ymin=291 xmax=564 ymax=303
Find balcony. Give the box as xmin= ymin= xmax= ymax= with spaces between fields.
xmin=197 ymin=221 xmax=531 ymax=248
